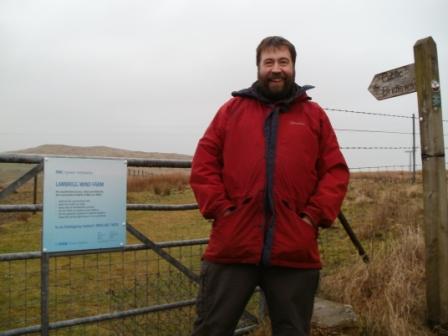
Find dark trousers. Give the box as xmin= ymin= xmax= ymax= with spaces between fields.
xmin=191 ymin=261 xmax=319 ymax=336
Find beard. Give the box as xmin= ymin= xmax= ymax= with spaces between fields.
xmin=256 ymin=70 xmax=295 ymax=101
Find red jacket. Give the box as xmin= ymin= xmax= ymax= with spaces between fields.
xmin=190 ymin=85 xmax=349 ymax=269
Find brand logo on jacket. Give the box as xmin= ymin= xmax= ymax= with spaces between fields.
xmin=289 ymin=121 xmax=305 ymax=126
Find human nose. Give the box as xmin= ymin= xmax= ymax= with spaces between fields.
xmin=272 ymin=61 xmax=281 ymax=73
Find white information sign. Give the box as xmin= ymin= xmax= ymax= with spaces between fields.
xmin=43 ymin=157 xmax=127 ymax=252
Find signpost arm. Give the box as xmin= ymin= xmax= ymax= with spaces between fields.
xmin=414 ymin=36 xmax=448 ymax=328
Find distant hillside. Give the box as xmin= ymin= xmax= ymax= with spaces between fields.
xmin=9 ymin=144 xmax=192 ymax=161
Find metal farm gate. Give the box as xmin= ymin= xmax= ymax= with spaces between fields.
xmin=0 ymin=154 xmax=262 ymax=336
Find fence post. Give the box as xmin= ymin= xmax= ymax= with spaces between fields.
xmin=33 ymin=174 xmax=38 ymax=214
xmin=41 ymin=252 xmax=50 ymax=336
xmin=414 ymin=36 xmax=448 ymax=328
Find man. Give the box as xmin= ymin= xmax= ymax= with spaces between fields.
xmin=189 ymin=36 xmax=349 ymax=336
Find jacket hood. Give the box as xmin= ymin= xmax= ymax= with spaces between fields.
xmin=231 ymin=82 xmax=315 ymax=106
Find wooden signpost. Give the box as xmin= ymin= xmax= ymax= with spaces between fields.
xmin=369 ymin=37 xmax=447 ymax=331
xmin=368 ymin=63 xmax=416 ymax=100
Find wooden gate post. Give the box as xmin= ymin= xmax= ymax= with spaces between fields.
xmin=414 ymin=36 xmax=448 ymax=328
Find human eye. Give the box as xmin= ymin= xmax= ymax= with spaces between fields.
xmin=279 ymin=58 xmax=290 ymax=66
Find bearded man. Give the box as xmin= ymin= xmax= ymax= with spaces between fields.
xmin=190 ymin=36 xmax=349 ymax=336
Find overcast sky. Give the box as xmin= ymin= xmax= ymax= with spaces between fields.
xmin=1 ymin=0 xmax=447 ymax=169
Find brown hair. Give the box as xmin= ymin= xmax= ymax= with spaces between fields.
xmin=256 ymin=36 xmax=297 ymax=66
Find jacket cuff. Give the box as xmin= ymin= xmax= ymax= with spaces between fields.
xmin=299 ymin=212 xmax=317 ymax=228
xmin=301 ymin=205 xmax=323 ymax=228
xmin=303 ymin=205 xmax=335 ymax=228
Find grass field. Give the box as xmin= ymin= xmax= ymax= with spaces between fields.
xmin=0 ymin=164 xmax=436 ymax=335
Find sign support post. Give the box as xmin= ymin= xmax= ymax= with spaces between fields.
xmin=369 ymin=36 xmax=447 ymax=330
xmin=414 ymin=36 xmax=448 ymax=328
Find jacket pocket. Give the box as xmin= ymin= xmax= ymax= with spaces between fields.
xmin=206 ymin=193 xmax=263 ymax=261
xmin=212 ymin=196 xmax=249 ymax=224
xmin=271 ymin=199 xmax=319 ymax=263
xmin=282 ymin=200 xmax=317 ymax=235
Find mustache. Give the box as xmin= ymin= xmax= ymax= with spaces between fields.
xmin=268 ymin=74 xmax=286 ymax=80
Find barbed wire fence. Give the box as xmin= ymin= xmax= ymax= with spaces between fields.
xmin=1 ymin=106 xmax=447 ymax=336
xmin=325 ymin=107 xmax=448 ymax=178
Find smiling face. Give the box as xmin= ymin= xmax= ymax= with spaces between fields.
xmin=257 ymin=45 xmax=295 ymax=100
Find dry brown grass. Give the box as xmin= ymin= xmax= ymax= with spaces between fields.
xmin=320 ymin=224 xmax=428 ymax=335
xmin=355 ymin=187 xmax=422 ymax=241
xmin=14 ymin=213 xmax=32 ymax=222
xmin=0 ymin=167 xmax=440 ymax=335
xmin=127 ymin=172 xmax=189 ymax=195
xmin=249 ymin=320 xmax=271 ymax=336
xmin=317 ymin=171 xmax=433 ymax=336
xmin=251 ymin=171 xmax=433 ymax=336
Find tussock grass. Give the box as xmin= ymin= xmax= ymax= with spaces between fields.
xmin=317 ymin=171 xmax=431 ymax=336
xmin=127 ymin=172 xmax=189 ymax=195
xmin=253 ymin=171 xmax=432 ymax=335
xmin=0 ymin=168 xmax=440 ymax=335
xmin=320 ymin=224 xmax=428 ymax=335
